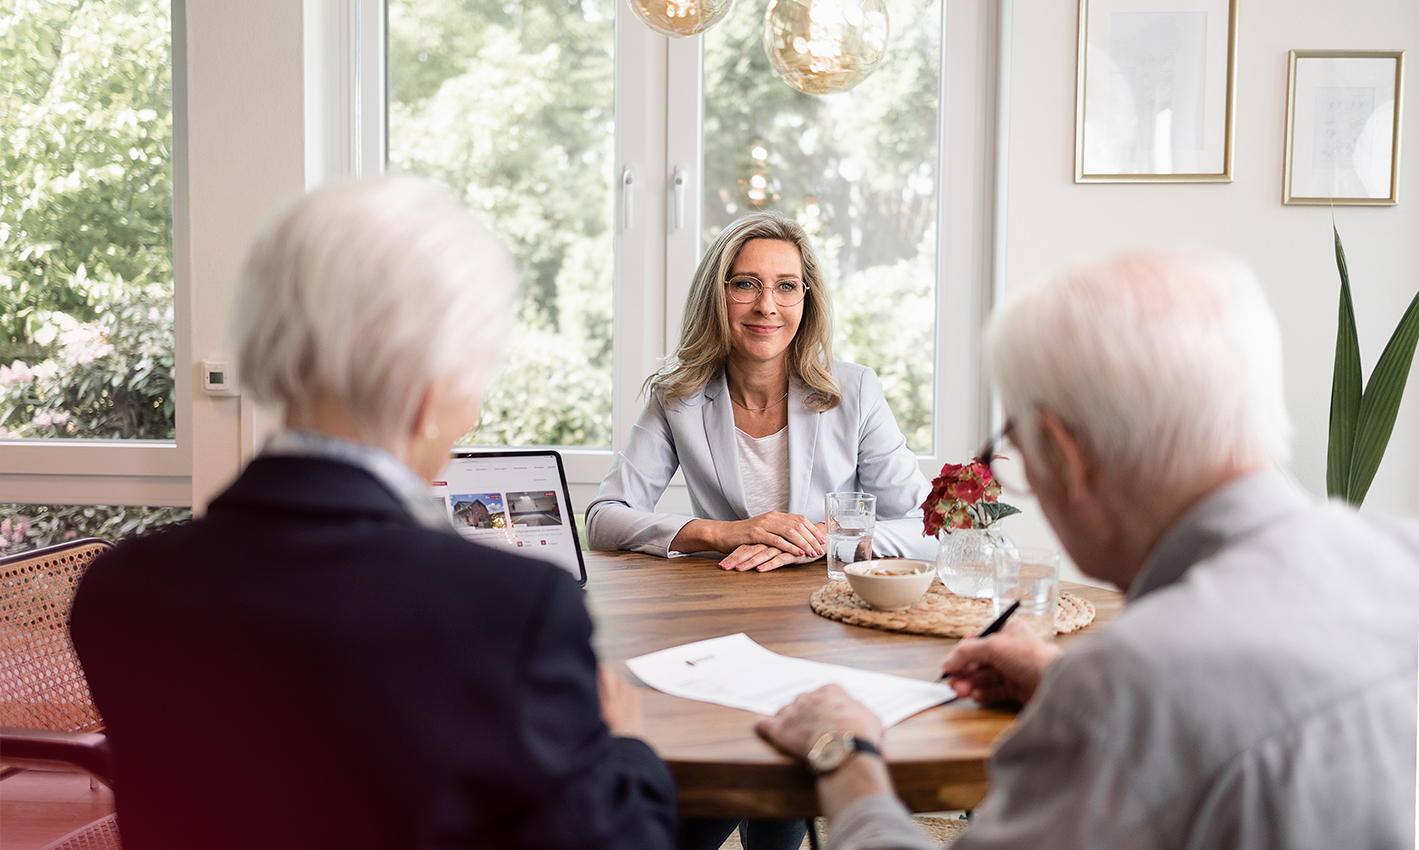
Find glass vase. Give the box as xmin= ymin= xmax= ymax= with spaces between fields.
xmin=935 ymin=527 xmax=1016 ymax=599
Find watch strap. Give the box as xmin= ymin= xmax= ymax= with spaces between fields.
xmin=851 ymin=736 xmax=881 ymax=758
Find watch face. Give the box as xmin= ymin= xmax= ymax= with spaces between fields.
xmin=807 ymin=733 xmax=852 ymax=774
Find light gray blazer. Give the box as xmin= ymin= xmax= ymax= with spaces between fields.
xmin=586 ymin=361 xmax=936 ymax=560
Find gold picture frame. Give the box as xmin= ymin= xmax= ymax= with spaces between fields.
xmin=1075 ymin=0 xmax=1239 ymax=183
xmin=1283 ymin=50 xmax=1405 ymax=206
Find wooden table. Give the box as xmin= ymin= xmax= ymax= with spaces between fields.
xmin=584 ymin=550 xmax=1124 ymax=818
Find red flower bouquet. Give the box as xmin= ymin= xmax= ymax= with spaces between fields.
xmin=921 ymin=457 xmax=1020 ymax=537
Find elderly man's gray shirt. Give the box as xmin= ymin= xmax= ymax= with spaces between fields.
xmin=831 ymin=470 xmax=1419 ymax=850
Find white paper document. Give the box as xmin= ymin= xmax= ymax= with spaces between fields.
xmin=625 ymin=633 xmax=956 ymax=727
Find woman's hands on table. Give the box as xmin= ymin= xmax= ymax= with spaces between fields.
xmin=719 ymin=538 xmax=825 ymax=571
xmin=671 ymin=513 xmax=827 ymax=570
xmin=939 ymin=620 xmax=1062 ymax=706
xmin=720 ymin=516 xmax=827 ymax=571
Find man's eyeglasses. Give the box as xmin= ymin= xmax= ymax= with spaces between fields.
xmin=976 ymin=420 xmax=1032 ymax=497
xmin=725 ymin=276 xmax=809 ymax=306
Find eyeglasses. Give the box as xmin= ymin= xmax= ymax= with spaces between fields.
xmin=976 ymin=420 xmax=1032 ymax=497
xmin=725 ymin=276 xmax=809 ymax=306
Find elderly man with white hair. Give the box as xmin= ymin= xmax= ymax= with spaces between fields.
xmin=755 ymin=252 xmax=1419 ymax=850
xmin=71 ymin=176 xmax=677 ymax=850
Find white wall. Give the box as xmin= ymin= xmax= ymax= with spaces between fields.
xmin=995 ymin=0 xmax=1419 ymax=582
xmin=183 ymin=2 xmax=307 ymax=510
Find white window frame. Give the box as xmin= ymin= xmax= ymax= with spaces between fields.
xmin=340 ymin=0 xmax=1003 ymax=503
xmin=0 ymin=1 xmax=195 ymax=508
xmin=0 ymin=0 xmax=1008 ymax=516
xmin=0 ymin=2 xmax=315 ymax=513
xmin=673 ymin=4 xmax=982 ymax=482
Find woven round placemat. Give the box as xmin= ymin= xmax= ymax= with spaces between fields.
xmin=718 ymin=815 xmax=967 ymax=849
xmin=810 ymin=580 xmax=1095 ymax=638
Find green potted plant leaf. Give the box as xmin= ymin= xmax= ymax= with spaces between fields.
xmin=1325 ymin=226 xmax=1419 ymax=506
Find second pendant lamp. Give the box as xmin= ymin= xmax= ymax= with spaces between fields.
xmin=624 ymin=0 xmax=889 ymax=95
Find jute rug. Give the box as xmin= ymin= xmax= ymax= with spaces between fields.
xmin=810 ymin=580 xmax=1095 ymax=638
xmin=718 ymin=815 xmax=969 ymax=849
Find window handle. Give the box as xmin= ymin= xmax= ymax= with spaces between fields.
xmin=621 ymin=167 xmax=635 ymax=231
xmin=672 ymin=167 xmax=687 ymax=230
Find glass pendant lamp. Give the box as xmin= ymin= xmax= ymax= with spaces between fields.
xmin=762 ymin=0 xmax=888 ymax=94
xmin=625 ymin=0 xmax=737 ymax=37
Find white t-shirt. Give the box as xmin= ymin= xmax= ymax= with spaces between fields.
xmin=736 ymin=426 xmax=789 ymax=517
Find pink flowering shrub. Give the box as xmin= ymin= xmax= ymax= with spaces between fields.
xmin=0 ymin=278 xmax=174 ymax=439
xmin=0 ymin=504 xmax=191 ymax=555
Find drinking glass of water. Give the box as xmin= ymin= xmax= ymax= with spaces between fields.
xmin=992 ymin=547 xmax=1060 ymax=641
xmin=825 ymin=492 xmax=875 ymax=582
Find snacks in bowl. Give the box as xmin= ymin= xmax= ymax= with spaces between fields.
xmin=858 ymin=563 xmax=930 ymax=577
xmin=844 ymin=558 xmax=935 ymax=611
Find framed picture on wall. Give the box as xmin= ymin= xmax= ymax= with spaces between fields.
xmin=1074 ymin=0 xmax=1239 ymax=183
xmin=1283 ymin=50 xmax=1405 ymax=205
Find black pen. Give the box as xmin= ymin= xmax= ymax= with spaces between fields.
xmin=937 ymin=600 xmax=1020 ymax=682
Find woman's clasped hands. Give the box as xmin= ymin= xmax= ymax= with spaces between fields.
xmin=708 ymin=511 xmax=826 ymax=572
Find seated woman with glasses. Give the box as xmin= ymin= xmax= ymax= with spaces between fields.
xmin=587 ymin=210 xmax=935 ymax=573
xmin=589 ymin=212 xmax=934 ymax=850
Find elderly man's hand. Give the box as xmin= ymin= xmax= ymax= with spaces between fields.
xmin=755 ymin=684 xmax=883 ymax=759
xmin=598 ymin=666 xmax=645 ymax=738
xmin=940 ymin=620 xmax=1063 ymax=706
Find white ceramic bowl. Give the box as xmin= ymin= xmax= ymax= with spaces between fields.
xmin=844 ymin=558 xmax=935 ymax=611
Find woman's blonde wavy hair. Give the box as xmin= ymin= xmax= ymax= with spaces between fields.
xmin=646 ymin=212 xmax=840 ymax=411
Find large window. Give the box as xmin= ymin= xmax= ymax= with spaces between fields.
xmin=0 ymin=0 xmax=976 ymax=522
xmin=702 ymin=0 xmax=941 ymax=451
xmin=387 ymin=0 xmax=616 ymax=448
xmin=385 ymin=0 xmax=944 ymax=464
xmin=0 ymin=0 xmax=175 ymax=442
xmin=0 ymin=0 xmax=182 ymax=547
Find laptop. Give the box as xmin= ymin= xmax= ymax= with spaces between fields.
xmin=430 ymin=449 xmax=589 ymax=587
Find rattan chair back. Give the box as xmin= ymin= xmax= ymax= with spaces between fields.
xmin=38 ymin=812 xmax=122 ymax=850
xmin=0 ymin=538 xmax=114 ymax=733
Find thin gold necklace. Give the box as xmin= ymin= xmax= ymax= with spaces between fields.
xmin=732 ymin=391 xmax=789 ymax=412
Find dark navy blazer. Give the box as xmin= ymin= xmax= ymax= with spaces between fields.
xmin=71 ymin=456 xmax=676 ymax=850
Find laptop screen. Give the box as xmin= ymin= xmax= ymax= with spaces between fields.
xmin=430 ymin=449 xmax=588 ymax=586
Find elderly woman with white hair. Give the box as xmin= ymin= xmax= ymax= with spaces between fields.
xmin=70 ymin=176 xmax=677 ymax=850
xmin=587 ymin=212 xmax=935 ymax=574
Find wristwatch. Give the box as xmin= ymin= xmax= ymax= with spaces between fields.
xmin=805 ymin=731 xmax=881 ymax=775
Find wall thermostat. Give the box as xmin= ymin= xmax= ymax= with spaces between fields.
xmin=202 ymin=359 xmax=239 ymax=397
